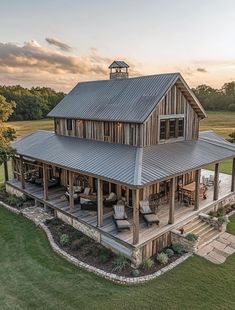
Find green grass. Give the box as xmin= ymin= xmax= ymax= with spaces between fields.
xmin=200 ymin=111 xmax=235 ymax=139
xmin=0 ymin=161 xmax=12 ymax=184
xmin=1 ymin=207 xmax=235 ymax=310
xmin=227 ymin=214 xmax=235 ymax=235
xmin=205 ymin=159 xmax=232 ymax=175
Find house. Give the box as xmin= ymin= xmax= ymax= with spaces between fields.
xmin=5 ymin=61 xmax=235 ymax=266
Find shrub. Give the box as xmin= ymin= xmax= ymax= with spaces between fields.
xmin=165 ymin=248 xmax=174 ymax=258
xmin=113 ymin=255 xmax=129 ymax=272
xmin=218 ymin=216 xmax=228 ymax=225
xmin=142 ymin=258 xmax=154 ymax=270
xmin=172 ymin=242 xmax=185 ymax=254
xmin=60 ymin=234 xmax=70 ymax=246
xmin=132 ymin=269 xmax=141 ymax=277
xmin=185 ymin=233 xmax=198 ymax=242
xmin=156 ymin=252 xmax=169 ymax=265
xmin=98 ymin=248 xmax=112 ymax=263
xmin=6 ymin=195 xmax=25 ymax=209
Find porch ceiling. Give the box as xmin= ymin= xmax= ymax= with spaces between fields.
xmin=12 ymin=130 xmax=235 ymax=187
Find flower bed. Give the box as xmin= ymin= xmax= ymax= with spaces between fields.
xmin=45 ymin=217 xmax=185 ymax=277
xmin=0 ymin=185 xmax=34 ymax=209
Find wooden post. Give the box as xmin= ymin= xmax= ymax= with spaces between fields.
xmin=97 ymin=178 xmax=103 ymax=227
xmin=3 ymin=161 xmax=9 ymax=182
xmin=231 ymin=158 xmax=235 ymax=192
xmin=133 ymin=189 xmax=140 ymax=245
xmin=194 ymin=169 xmax=201 ymax=210
xmin=19 ymin=155 xmax=25 ymax=189
xmin=213 ymin=163 xmax=219 ymax=201
xmin=68 ymin=170 xmax=74 ymax=210
xmin=168 ymin=177 xmax=175 ymax=224
xmin=43 ymin=163 xmax=48 ymax=201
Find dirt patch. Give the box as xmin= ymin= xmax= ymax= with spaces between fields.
xmin=45 ymin=217 xmax=184 ymax=277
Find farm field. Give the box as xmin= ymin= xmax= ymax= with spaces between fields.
xmin=0 ymin=111 xmax=234 ymax=183
xmin=1 ymin=207 xmax=235 ymax=310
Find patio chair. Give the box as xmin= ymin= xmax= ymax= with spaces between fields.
xmin=48 ymin=176 xmax=60 ymax=188
xmin=104 ymin=192 xmax=117 ymax=207
xmin=208 ymin=174 xmax=214 ymax=186
xmin=113 ymin=204 xmax=131 ymax=232
xmin=65 ymin=185 xmax=83 ymax=203
xmin=139 ymin=200 xmax=160 ymax=227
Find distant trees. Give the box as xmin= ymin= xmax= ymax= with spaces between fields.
xmin=192 ymin=82 xmax=235 ymax=111
xmin=0 ymin=85 xmax=65 ymax=121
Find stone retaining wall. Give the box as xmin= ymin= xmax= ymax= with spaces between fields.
xmin=6 ymin=183 xmax=25 ymax=199
xmin=171 ymin=229 xmax=199 ymax=253
xmin=199 ymin=213 xmax=228 ymax=232
xmin=0 ymin=200 xmax=192 ymax=284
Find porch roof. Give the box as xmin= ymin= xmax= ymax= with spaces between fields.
xmin=13 ymin=131 xmax=235 ymax=187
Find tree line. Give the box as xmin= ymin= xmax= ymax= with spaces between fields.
xmin=0 ymin=85 xmax=65 ymax=121
xmin=192 ymin=82 xmax=235 ymax=111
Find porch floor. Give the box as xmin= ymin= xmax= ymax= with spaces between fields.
xmin=7 ymin=169 xmax=232 ymax=247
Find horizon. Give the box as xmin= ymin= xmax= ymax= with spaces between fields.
xmin=1 ymin=0 xmax=235 ymax=91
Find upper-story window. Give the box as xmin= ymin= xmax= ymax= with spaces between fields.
xmin=159 ymin=116 xmax=184 ymax=141
xmin=104 ymin=122 xmax=110 ymax=137
xmin=67 ymin=119 xmax=72 ymax=131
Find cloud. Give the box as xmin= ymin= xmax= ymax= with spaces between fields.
xmin=45 ymin=37 xmax=72 ymax=52
xmin=197 ymin=67 xmax=207 ymax=73
xmin=0 ymin=40 xmax=140 ymax=91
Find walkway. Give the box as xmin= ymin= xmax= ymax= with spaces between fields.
xmin=197 ymin=232 xmax=235 ymax=264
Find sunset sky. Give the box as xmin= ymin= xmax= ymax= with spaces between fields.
xmin=1 ymin=0 xmax=235 ymax=91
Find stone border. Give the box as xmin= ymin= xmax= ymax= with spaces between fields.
xmin=0 ymin=200 xmax=192 ymax=284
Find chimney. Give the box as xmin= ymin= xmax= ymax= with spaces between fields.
xmin=109 ymin=61 xmax=129 ymax=80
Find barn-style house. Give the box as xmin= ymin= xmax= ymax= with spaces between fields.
xmin=5 ymin=61 xmax=235 ymax=266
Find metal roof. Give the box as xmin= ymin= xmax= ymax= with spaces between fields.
xmin=48 ymin=73 xmax=206 ymax=122
xmin=109 ymin=61 xmax=129 ymax=69
xmin=13 ymin=131 xmax=235 ymax=187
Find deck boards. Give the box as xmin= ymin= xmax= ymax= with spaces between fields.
xmin=7 ymin=169 xmax=232 ymax=246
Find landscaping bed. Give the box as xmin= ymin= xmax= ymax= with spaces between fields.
xmin=45 ymin=217 xmax=185 ymax=277
xmin=0 ymin=185 xmax=34 ymax=209
xmin=208 ymin=204 xmax=235 ymax=217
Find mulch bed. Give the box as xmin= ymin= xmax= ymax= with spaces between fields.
xmin=45 ymin=217 xmax=183 ymax=277
xmin=208 ymin=204 xmax=235 ymax=217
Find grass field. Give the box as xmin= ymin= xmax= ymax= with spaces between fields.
xmin=1 ymin=206 xmax=235 ymax=310
xmin=0 ymin=112 xmax=234 ymax=182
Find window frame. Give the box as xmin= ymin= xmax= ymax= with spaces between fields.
xmin=66 ymin=119 xmax=72 ymax=131
xmin=159 ymin=114 xmax=184 ymax=142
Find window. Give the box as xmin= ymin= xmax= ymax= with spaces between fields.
xmin=160 ymin=119 xmax=166 ymax=140
xmin=178 ymin=118 xmax=184 ymax=137
xmin=66 ymin=119 xmax=72 ymax=131
xmin=159 ymin=117 xmax=184 ymax=141
xmin=169 ymin=119 xmax=176 ymax=138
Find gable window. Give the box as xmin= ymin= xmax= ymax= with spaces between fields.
xmin=169 ymin=119 xmax=176 ymax=138
xmin=159 ymin=116 xmax=184 ymax=141
xmin=66 ymin=119 xmax=72 ymax=131
xmin=178 ymin=118 xmax=184 ymax=137
xmin=160 ymin=120 xmax=166 ymax=140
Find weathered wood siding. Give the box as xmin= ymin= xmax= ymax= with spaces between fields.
xmin=54 ymin=83 xmax=200 ymax=146
xmin=141 ymin=231 xmax=172 ymax=259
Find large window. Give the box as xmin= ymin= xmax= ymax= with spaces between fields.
xmin=159 ymin=117 xmax=184 ymax=141
xmin=66 ymin=119 xmax=72 ymax=131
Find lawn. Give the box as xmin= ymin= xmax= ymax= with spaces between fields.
xmin=227 ymin=214 xmax=235 ymax=235
xmin=1 ymin=207 xmax=235 ymax=310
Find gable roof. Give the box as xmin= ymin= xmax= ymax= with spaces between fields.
xmin=48 ymin=73 xmax=206 ymax=122
xmin=13 ymin=130 xmax=235 ymax=187
xmin=109 ymin=61 xmax=129 ymax=68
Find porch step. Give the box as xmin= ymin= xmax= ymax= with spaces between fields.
xmin=198 ymin=229 xmax=221 ymax=248
xmin=183 ymin=218 xmax=202 ymax=232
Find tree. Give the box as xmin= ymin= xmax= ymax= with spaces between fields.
xmin=0 ymin=95 xmax=16 ymax=180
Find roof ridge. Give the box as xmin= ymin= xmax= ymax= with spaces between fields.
xmin=134 ymin=147 xmax=143 ymax=186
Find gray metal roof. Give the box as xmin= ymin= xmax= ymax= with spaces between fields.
xmin=109 ymin=61 xmax=129 ymax=69
xmin=48 ymin=73 xmax=206 ymax=122
xmin=13 ymin=131 xmax=235 ymax=187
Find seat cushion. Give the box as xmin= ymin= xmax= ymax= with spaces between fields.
xmin=84 ymin=187 xmax=91 ymax=195
xmin=144 ymin=213 xmax=159 ymax=224
xmin=116 ymin=219 xmax=130 ymax=229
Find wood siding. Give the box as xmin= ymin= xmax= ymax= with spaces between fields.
xmin=54 ymin=83 xmax=200 ymax=146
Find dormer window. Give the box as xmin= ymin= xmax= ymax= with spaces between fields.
xmin=67 ymin=119 xmax=72 ymax=131
xmin=159 ymin=115 xmax=184 ymax=141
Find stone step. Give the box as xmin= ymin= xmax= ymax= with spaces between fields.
xmin=198 ymin=229 xmax=220 ymax=248
xmin=188 ymin=221 xmax=209 ymax=235
xmin=183 ymin=218 xmax=203 ymax=232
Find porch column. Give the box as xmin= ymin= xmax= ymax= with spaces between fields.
xmin=168 ymin=177 xmax=175 ymax=224
xmin=43 ymin=163 xmax=48 ymax=201
xmin=97 ymin=178 xmax=104 ymax=227
xmin=213 ymin=163 xmax=219 ymax=201
xmin=3 ymin=160 xmax=9 ymax=182
xmin=194 ymin=169 xmax=201 ymax=210
xmin=133 ymin=189 xmax=140 ymax=245
xmin=68 ymin=170 xmax=74 ymax=210
xmin=231 ymin=158 xmax=235 ymax=192
xmin=19 ymin=155 xmax=25 ymax=189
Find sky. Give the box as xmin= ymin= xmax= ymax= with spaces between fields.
xmin=0 ymin=0 xmax=235 ymax=91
